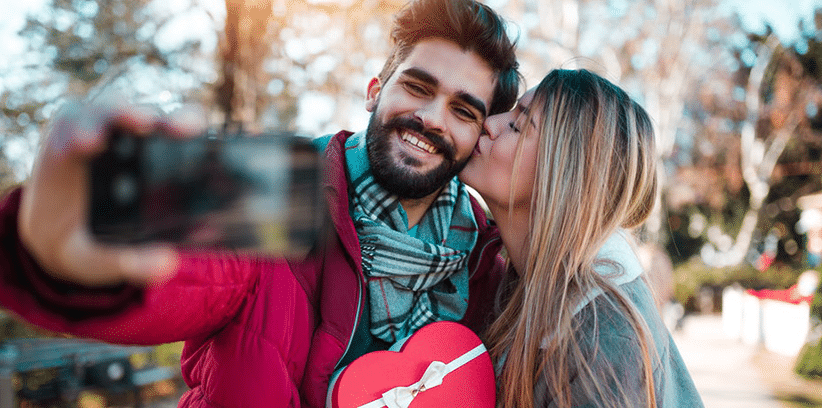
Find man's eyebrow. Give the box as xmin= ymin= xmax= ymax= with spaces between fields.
xmin=456 ymin=92 xmax=488 ymax=119
xmin=401 ymin=67 xmax=438 ymax=86
xmin=401 ymin=67 xmax=488 ymax=118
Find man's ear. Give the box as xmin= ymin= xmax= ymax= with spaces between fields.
xmin=365 ymin=77 xmax=381 ymax=112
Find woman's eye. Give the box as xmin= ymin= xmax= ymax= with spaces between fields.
xmin=508 ymin=122 xmax=521 ymax=133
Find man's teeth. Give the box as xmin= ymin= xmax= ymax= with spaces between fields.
xmin=401 ymin=132 xmax=438 ymax=154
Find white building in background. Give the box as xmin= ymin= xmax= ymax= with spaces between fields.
xmin=722 ymin=192 xmax=822 ymax=356
xmin=722 ymin=273 xmax=816 ymax=356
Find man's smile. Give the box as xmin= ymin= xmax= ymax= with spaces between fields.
xmin=400 ymin=131 xmax=439 ymax=154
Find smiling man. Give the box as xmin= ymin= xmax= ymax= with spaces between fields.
xmin=310 ymin=2 xmax=520 ymax=385
xmin=364 ymin=38 xmax=497 ymax=216
xmin=0 ymin=0 xmax=519 ymax=406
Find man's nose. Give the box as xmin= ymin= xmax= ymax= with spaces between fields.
xmin=414 ymin=98 xmax=448 ymax=133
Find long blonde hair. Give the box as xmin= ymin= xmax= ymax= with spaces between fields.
xmin=485 ymin=69 xmax=659 ymax=408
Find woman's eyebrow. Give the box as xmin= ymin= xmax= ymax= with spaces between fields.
xmin=517 ymin=103 xmax=537 ymax=129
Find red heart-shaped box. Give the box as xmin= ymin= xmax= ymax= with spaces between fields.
xmin=329 ymin=321 xmax=496 ymax=408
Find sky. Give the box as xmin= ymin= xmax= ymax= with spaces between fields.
xmin=724 ymin=0 xmax=821 ymax=44
xmin=0 ymin=1 xmax=43 ymax=66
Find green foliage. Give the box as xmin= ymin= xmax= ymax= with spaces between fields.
xmin=673 ymin=258 xmax=805 ymax=312
xmin=151 ymin=341 xmax=184 ymax=367
xmin=0 ymin=310 xmax=49 ymax=341
xmin=796 ymin=265 xmax=822 ymax=379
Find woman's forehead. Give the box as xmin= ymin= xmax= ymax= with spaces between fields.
xmin=520 ymin=87 xmax=537 ymax=105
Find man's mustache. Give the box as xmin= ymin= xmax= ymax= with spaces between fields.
xmin=382 ymin=117 xmax=456 ymax=161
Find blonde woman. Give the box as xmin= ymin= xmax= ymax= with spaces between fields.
xmin=460 ymin=69 xmax=703 ymax=408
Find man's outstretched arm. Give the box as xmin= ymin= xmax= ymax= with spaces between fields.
xmin=17 ymin=103 xmax=204 ymax=288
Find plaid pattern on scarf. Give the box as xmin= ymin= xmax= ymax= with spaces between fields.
xmin=345 ymin=132 xmax=478 ymax=343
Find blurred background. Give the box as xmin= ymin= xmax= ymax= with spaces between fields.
xmin=1 ymin=0 xmax=822 ymax=406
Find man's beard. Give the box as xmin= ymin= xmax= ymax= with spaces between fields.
xmin=365 ymin=111 xmax=469 ymax=199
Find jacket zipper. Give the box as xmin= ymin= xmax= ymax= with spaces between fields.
xmin=334 ymin=267 xmax=364 ymax=369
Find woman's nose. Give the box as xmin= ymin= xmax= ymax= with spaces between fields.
xmin=483 ymin=113 xmax=508 ymax=140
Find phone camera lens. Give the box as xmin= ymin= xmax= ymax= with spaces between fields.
xmin=112 ymin=174 xmax=138 ymax=206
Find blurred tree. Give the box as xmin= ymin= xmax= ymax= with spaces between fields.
xmin=502 ymin=0 xmax=822 ymax=275
xmin=256 ymin=0 xmax=404 ymax=134
xmin=210 ymin=0 xmax=406 ymax=134
xmin=502 ymin=0 xmax=728 ymax=246
xmin=216 ymin=0 xmax=273 ymax=133
xmin=5 ymin=0 xmax=819 ymax=275
xmin=0 ymin=0 xmax=217 ymax=182
xmin=672 ymin=19 xmax=822 ymax=270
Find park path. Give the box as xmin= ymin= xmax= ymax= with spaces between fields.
xmin=673 ymin=313 xmax=803 ymax=408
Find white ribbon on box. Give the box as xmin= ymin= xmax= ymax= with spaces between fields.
xmin=357 ymin=344 xmax=488 ymax=408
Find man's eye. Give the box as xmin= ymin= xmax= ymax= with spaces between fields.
xmin=454 ymin=106 xmax=478 ymax=121
xmin=404 ymin=82 xmax=428 ymax=95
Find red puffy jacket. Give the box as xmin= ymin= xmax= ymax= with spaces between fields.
xmin=0 ymin=131 xmax=505 ymax=407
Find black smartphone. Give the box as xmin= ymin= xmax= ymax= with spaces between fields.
xmin=89 ymin=128 xmax=324 ymax=258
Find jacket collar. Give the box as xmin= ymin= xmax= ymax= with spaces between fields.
xmin=321 ymin=131 xmax=362 ymax=270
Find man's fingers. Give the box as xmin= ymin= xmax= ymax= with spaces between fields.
xmin=21 ymin=102 xmax=189 ymax=287
xmin=46 ymin=102 xmax=202 ymax=163
xmin=47 ymin=103 xmax=161 ymax=160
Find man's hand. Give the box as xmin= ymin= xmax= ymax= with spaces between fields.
xmin=18 ymin=103 xmax=203 ymax=287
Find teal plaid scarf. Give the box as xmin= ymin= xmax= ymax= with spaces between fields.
xmin=345 ymin=132 xmax=478 ymax=343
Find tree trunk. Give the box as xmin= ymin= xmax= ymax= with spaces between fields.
xmin=216 ymin=0 xmax=274 ymax=134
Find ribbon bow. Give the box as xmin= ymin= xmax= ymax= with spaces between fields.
xmin=358 ymin=344 xmax=487 ymax=408
xmin=380 ymin=361 xmax=447 ymax=408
